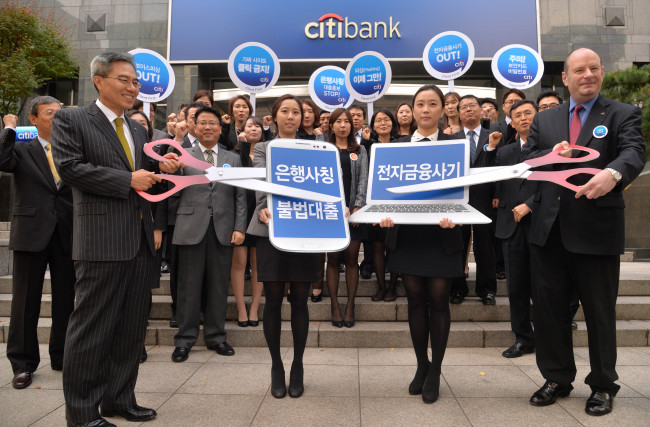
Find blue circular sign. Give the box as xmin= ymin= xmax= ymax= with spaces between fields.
xmin=128 ymin=48 xmax=175 ymax=102
xmin=308 ymin=66 xmax=353 ymax=112
xmin=228 ymin=42 xmax=280 ymax=94
xmin=491 ymin=44 xmax=544 ymax=89
xmin=423 ymin=31 xmax=475 ymax=80
xmin=593 ymin=125 xmax=608 ymax=138
xmin=345 ymin=51 xmax=391 ymax=103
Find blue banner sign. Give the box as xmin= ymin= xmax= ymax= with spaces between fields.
xmin=491 ymin=44 xmax=544 ymax=89
xmin=15 ymin=126 xmax=38 ymax=141
xmin=128 ymin=48 xmax=175 ymax=102
xmin=269 ymin=146 xmax=347 ymax=239
xmin=423 ymin=31 xmax=475 ymax=80
xmin=308 ymin=66 xmax=353 ymax=112
xmin=227 ymin=42 xmax=280 ymax=94
xmin=168 ymin=0 xmax=539 ymax=62
xmin=345 ymin=51 xmax=391 ymax=103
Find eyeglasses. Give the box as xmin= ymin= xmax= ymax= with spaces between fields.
xmin=512 ymin=111 xmax=535 ymax=120
xmin=196 ymin=121 xmax=221 ymax=128
xmin=504 ymin=99 xmax=521 ymax=106
xmin=538 ymin=102 xmax=559 ymax=111
xmin=104 ymin=76 xmax=142 ymax=88
xmin=459 ymin=103 xmax=479 ymax=111
xmin=374 ymin=118 xmax=391 ymax=124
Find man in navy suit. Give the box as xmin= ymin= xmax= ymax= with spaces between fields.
xmin=52 ymin=52 xmax=161 ymax=426
xmin=522 ymin=48 xmax=646 ymax=415
xmin=0 ymin=97 xmax=75 ymax=389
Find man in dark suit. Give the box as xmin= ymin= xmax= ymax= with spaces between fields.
xmin=163 ymin=106 xmax=247 ymax=362
xmin=450 ymin=95 xmax=501 ymax=305
xmin=0 ymin=97 xmax=75 ymax=389
xmin=51 ymin=52 xmax=161 ymax=426
xmin=493 ymin=100 xmax=539 ymax=358
xmin=490 ymin=88 xmax=525 ymax=146
xmin=522 ymin=48 xmax=646 ymax=415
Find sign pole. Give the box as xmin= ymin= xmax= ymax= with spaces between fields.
xmin=448 ymin=80 xmax=455 ymax=93
xmin=143 ymin=101 xmax=151 ymax=120
xmin=250 ymin=93 xmax=256 ymax=116
xmin=367 ymin=102 xmax=374 ymax=125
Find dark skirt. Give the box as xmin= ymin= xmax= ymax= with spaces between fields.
xmin=256 ymin=237 xmax=320 ymax=282
xmin=239 ymin=233 xmax=258 ymax=248
xmin=387 ymin=225 xmax=463 ymax=278
xmin=349 ymin=223 xmax=368 ymax=242
xmin=366 ymin=224 xmax=387 ymax=243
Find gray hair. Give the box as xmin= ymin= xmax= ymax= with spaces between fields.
xmin=90 ymin=52 xmax=137 ymax=92
xmin=29 ymin=96 xmax=62 ymax=116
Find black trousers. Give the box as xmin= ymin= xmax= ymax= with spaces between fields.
xmin=530 ymin=222 xmax=620 ymax=395
xmin=7 ymin=227 xmax=75 ymax=373
xmin=502 ymin=221 xmax=534 ymax=346
xmin=63 ymin=229 xmax=154 ymax=424
xmin=451 ymin=224 xmax=496 ymax=297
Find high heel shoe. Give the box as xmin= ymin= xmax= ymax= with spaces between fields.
xmin=270 ymin=366 xmax=286 ymax=399
xmin=343 ymin=304 xmax=355 ymax=328
xmin=408 ymin=362 xmax=431 ymax=395
xmin=371 ymin=288 xmax=385 ymax=302
xmin=331 ymin=306 xmax=343 ymax=328
xmin=422 ymin=373 xmax=440 ymax=404
xmin=288 ymin=363 xmax=304 ymax=398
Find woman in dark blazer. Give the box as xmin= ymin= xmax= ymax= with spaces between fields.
xmin=247 ymin=95 xmax=320 ymax=400
xmin=381 ymin=84 xmax=464 ymax=405
xmin=218 ymin=95 xmax=253 ymax=150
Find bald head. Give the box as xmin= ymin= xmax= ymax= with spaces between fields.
xmin=562 ymin=48 xmax=605 ymax=104
xmin=563 ymin=48 xmax=602 ymax=72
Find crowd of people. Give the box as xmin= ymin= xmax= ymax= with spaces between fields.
xmin=0 ymin=47 xmax=645 ymax=426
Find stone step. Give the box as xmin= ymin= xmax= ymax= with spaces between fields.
xmin=1 ymin=317 xmax=647 ymax=348
xmin=2 ymin=294 xmax=650 ymax=323
xmin=0 ymin=231 xmax=9 ymax=240
xmin=0 ymin=223 xmax=10 ymax=231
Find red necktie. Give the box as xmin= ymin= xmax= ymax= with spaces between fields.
xmin=569 ymin=104 xmax=583 ymax=145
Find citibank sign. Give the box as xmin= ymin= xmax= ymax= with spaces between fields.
xmin=304 ymin=13 xmax=401 ymax=40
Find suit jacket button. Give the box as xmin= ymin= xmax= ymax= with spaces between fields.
xmin=52 ymin=210 xmax=57 ymax=215
xmin=557 ymin=196 xmax=561 ymax=201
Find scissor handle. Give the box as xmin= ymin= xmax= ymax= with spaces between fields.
xmin=527 ymin=168 xmax=602 ymax=192
xmin=136 ymin=174 xmax=210 ymax=202
xmin=524 ymin=145 xmax=600 ymax=168
xmin=144 ymin=139 xmax=213 ymax=171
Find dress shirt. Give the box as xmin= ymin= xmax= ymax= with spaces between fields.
xmin=95 ymin=99 xmax=135 ymax=160
xmin=411 ymin=130 xmax=439 ymax=141
xmin=569 ymin=95 xmax=598 ymax=127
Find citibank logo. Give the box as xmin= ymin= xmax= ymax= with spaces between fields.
xmin=305 ymin=13 xmax=401 ymax=40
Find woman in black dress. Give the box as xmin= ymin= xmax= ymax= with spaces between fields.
xmin=218 ymin=95 xmax=253 ymax=150
xmin=381 ymin=84 xmax=464 ymax=404
xmin=247 ymin=95 xmax=320 ymax=399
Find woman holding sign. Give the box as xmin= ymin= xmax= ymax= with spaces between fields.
xmin=325 ymin=108 xmax=368 ymax=329
xmin=247 ymin=94 xmax=320 ymax=399
xmin=382 ymin=84 xmax=464 ymax=404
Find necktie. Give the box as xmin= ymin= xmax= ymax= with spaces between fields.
xmin=569 ymin=104 xmax=583 ymax=145
xmin=205 ymin=149 xmax=215 ymax=165
xmin=467 ymin=130 xmax=477 ymax=163
xmin=44 ymin=143 xmax=60 ymax=183
xmin=115 ymin=118 xmax=134 ymax=170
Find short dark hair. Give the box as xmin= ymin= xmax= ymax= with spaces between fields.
xmin=271 ymin=94 xmax=303 ymax=129
xmin=457 ymin=94 xmax=480 ymax=112
xmin=369 ymin=108 xmax=398 ymax=141
xmin=501 ymin=88 xmax=526 ymax=104
xmin=29 ymin=96 xmax=61 ymax=116
xmin=193 ymin=89 xmax=212 ymax=103
xmin=184 ymin=102 xmax=206 ymax=122
xmin=348 ymin=104 xmax=366 ymax=119
xmin=328 ymin=108 xmax=359 ymax=153
xmin=300 ymin=98 xmax=321 ymax=127
xmin=177 ymin=102 xmax=190 ymax=115
xmin=228 ymin=95 xmax=253 ymax=117
xmin=319 ymin=109 xmax=330 ymax=119
xmin=126 ymin=109 xmax=153 ymax=141
xmin=193 ymin=106 xmax=222 ymax=126
xmin=132 ymin=99 xmax=157 ymax=113
xmin=480 ymin=98 xmax=498 ymax=111
xmin=90 ymin=52 xmax=137 ymax=92
xmin=510 ymin=99 xmax=538 ymax=116
xmin=536 ymin=90 xmax=563 ymax=105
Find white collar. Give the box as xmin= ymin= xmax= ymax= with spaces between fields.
xmin=411 ymin=130 xmax=439 ymax=141
xmin=95 ymin=99 xmax=125 ymax=123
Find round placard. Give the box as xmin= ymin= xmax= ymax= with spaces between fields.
xmin=308 ymin=66 xmax=353 ymax=112
xmin=422 ymin=31 xmax=475 ymax=80
xmin=345 ymin=51 xmax=392 ymax=103
xmin=128 ymin=48 xmax=176 ymax=102
xmin=227 ymin=42 xmax=280 ymax=94
xmin=491 ymin=44 xmax=544 ymax=89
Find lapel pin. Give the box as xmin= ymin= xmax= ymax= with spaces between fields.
xmin=593 ymin=125 xmax=608 ymax=138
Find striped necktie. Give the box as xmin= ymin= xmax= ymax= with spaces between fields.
xmin=205 ymin=149 xmax=215 ymax=165
xmin=115 ymin=118 xmax=134 ymax=170
xmin=467 ymin=130 xmax=477 ymax=163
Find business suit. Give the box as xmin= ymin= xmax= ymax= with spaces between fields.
xmin=173 ymin=144 xmax=247 ymax=348
xmin=450 ymin=128 xmax=497 ymax=299
xmin=0 ymin=128 xmax=75 ymax=374
xmin=51 ymin=101 xmax=157 ymax=424
xmin=521 ymin=95 xmax=646 ymax=394
xmin=494 ymin=141 xmax=536 ymax=346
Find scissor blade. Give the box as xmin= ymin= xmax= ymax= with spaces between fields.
xmin=222 ymin=179 xmax=340 ymax=203
xmin=387 ymin=165 xmax=530 ymax=193
xmin=204 ymin=167 xmax=266 ymax=181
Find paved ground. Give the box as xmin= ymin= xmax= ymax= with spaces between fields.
xmin=0 ymin=343 xmax=649 ymax=426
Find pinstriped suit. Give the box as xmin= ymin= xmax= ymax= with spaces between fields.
xmin=51 ymin=101 xmax=157 ymax=424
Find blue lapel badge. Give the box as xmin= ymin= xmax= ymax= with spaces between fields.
xmin=593 ymin=125 xmax=608 ymax=138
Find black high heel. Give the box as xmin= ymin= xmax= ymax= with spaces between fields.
xmin=288 ymin=363 xmax=304 ymax=398
xmin=343 ymin=303 xmax=355 ymax=328
xmin=270 ymin=366 xmax=286 ymax=399
xmin=331 ymin=304 xmax=343 ymax=328
xmin=408 ymin=362 xmax=431 ymax=395
xmin=422 ymin=373 xmax=440 ymax=404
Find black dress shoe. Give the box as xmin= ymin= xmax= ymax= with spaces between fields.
xmin=101 ymin=405 xmax=157 ymax=422
xmin=310 ymin=292 xmax=323 ymax=303
xmin=68 ymin=417 xmax=116 ymax=427
xmin=422 ymin=374 xmax=440 ymax=404
xmin=585 ymin=391 xmax=613 ymax=416
xmin=199 ymin=312 xmax=205 ymax=325
xmin=245 ymin=267 xmax=252 ymax=281
xmin=482 ymin=293 xmax=496 ymax=305
xmin=502 ymin=342 xmax=534 ymax=358
xmin=332 ymin=319 xmax=343 ymax=328
xmin=571 ymin=321 xmax=578 ymax=330
xmin=343 ymin=318 xmax=355 ymax=328
xmin=171 ymin=347 xmax=189 ymax=362
xmin=238 ymin=320 xmax=249 ymax=327
xmin=529 ymin=381 xmax=572 ymax=406
xmin=51 ymin=360 xmax=63 ymax=371
xmin=12 ymin=372 xmax=32 ymax=389
xmin=209 ymin=342 xmax=235 ymax=356
xmin=449 ymin=289 xmax=466 ymax=304
xmin=169 ymin=315 xmax=178 ymax=328
xmin=248 ymin=319 xmax=259 ymax=327
xmin=160 ymin=263 xmax=170 ymax=274
xmin=359 ymin=263 xmax=372 ymax=279
xmin=288 ymin=363 xmax=304 ymax=398
xmin=271 ymin=366 xmax=286 ymax=398
xmin=496 ymin=271 xmax=507 ymax=280
xmin=139 ymin=347 xmax=148 ymax=363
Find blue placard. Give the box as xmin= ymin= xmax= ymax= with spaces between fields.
xmin=15 ymin=126 xmax=38 ymax=141
xmin=128 ymin=48 xmax=175 ymax=102
xmin=308 ymin=66 xmax=353 ymax=112
xmin=423 ymin=31 xmax=475 ymax=80
xmin=369 ymin=142 xmax=467 ymax=201
xmin=269 ymin=146 xmax=347 ymax=239
xmin=491 ymin=44 xmax=544 ymax=89
xmin=345 ymin=51 xmax=391 ymax=103
xmin=228 ymin=42 xmax=280 ymax=94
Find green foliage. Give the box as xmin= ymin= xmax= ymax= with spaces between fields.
xmin=0 ymin=0 xmax=78 ymax=115
xmin=601 ymin=64 xmax=650 ymax=159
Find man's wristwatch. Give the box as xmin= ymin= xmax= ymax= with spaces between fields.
xmin=605 ymin=168 xmax=622 ymax=183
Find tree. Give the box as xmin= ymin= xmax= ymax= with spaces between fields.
xmin=0 ymin=0 xmax=78 ymax=116
xmin=601 ymin=64 xmax=650 ymax=159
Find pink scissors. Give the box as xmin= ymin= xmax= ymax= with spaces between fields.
xmin=137 ymin=139 xmax=340 ymax=203
xmin=387 ymin=144 xmax=602 ymax=194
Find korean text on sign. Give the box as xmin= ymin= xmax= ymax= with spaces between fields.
xmin=376 ymin=162 xmax=461 ymax=181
